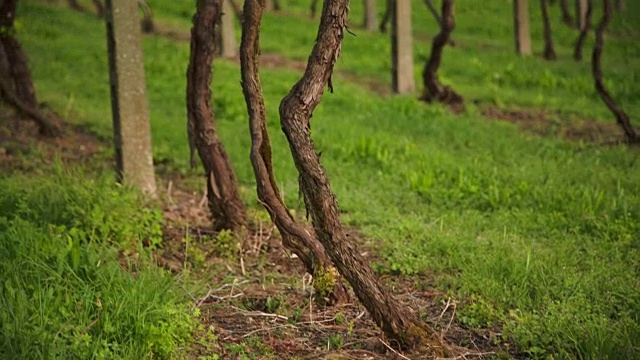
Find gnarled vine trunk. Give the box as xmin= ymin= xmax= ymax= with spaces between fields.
xmin=574 ymin=0 xmax=592 ymax=61
xmin=239 ymin=0 xmax=349 ymax=305
xmin=187 ymin=0 xmax=248 ymax=231
xmin=0 ymin=0 xmax=61 ymax=136
xmin=592 ymin=0 xmax=638 ymax=143
xmin=420 ymin=0 xmax=462 ymax=105
xmin=559 ymin=0 xmax=573 ymax=26
xmin=278 ymin=0 xmax=451 ymax=353
xmin=540 ymin=0 xmax=557 ymax=60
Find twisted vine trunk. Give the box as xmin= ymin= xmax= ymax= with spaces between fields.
xmin=420 ymin=0 xmax=463 ymax=105
xmin=540 ymin=0 xmax=557 ymax=60
xmin=187 ymin=0 xmax=248 ymax=231
xmin=573 ymin=0 xmax=592 ymax=61
xmin=559 ymin=0 xmax=573 ymax=26
xmin=592 ymin=0 xmax=638 ymax=143
xmin=278 ymin=0 xmax=450 ymax=353
xmin=0 ymin=0 xmax=61 ymax=136
xmin=239 ymin=0 xmax=349 ymax=305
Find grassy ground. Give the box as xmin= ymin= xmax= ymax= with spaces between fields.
xmin=2 ymin=0 xmax=639 ymax=359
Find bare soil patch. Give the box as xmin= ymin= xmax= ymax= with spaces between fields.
xmin=157 ymin=184 xmax=514 ymax=359
xmin=0 ymin=107 xmax=106 ymax=173
xmin=481 ymin=106 xmax=626 ymax=144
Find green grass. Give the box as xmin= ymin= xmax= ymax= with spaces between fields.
xmin=0 ymin=167 xmax=198 ymax=359
xmin=11 ymin=1 xmax=640 ymax=359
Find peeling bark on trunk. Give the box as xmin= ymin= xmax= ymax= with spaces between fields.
xmin=592 ymin=0 xmax=638 ymax=143
xmin=560 ymin=0 xmax=573 ymax=26
xmin=0 ymin=0 xmax=61 ymax=136
xmin=420 ymin=0 xmax=462 ymax=105
xmin=363 ymin=0 xmax=377 ymax=31
xmin=239 ymin=0 xmax=349 ymax=305
xmin=187 ymin=0 xmax=248 ymax=231
xmin=278 ymin=0 xmax=451 ymax=353
xmin=541 ymin=0 xmax=557 ymax=60
xmin=573 ymin=0 xmax=592 ymax=61
xmin=514 ymin=0 xmax=532 ymax=56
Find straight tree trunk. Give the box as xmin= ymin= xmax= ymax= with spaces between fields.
xmin=105 ymin=0 xmax=156 ymax=194
xmin=614 ymin=0 xmax=625 ymax=11
xmin=541 ymin=0 xmax=557 ymax=60
xmin=592 ymin=0 xmax=638 ymax=143
xmin=573 ymin=0 xmax=592 ymax=61
xmin=513 ymin=0 xmax=532 ymax=56
xmin=420 ymin=0 xmax=462 ymax=104
xmin=576 ymin=0 xmax=588 ymax=30
xmin=239 ymin=0 xmax=350 ymax=305
xmin=215 ymin=0 xmax=237 ymax=58
xmin=265 ymin=0 xmax=280 ymax=11
xmin=0 ymin=0 xmax=61 ymax=136
xmin=279 ymin=0 xmax=451 ymax=353
xmin=187 ymin=0 xmax=248 ymax=230
xmin=391 ymin=0 xmax=415 ymax=94
xmin=363 ymin=0 xmax=377 ymax=31
xmin=559 ymin=0 xmax=574 ymax=26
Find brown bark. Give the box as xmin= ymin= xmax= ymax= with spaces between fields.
xmin=559 ymin=0 xmax=573 ymax=26
xmin=541 ymin=0 xmax=557 ymax=60
xmin=424 ymin=0 xmax=455 ymax=46
xmin=187 ymin=0 xmax=248 ymax=231
xmin=420 ymin=0 xmax=462 ymax=105
xmin=573 ymin=0 xmax=591 ymax=61
xmin=592 ymin=0 xmax=638 ymax=143
xmin=239 ymin=0 xmax=349 ymax=305
xmin=514 ymin=0 xmax=532 ymax=56
xmin=379 ymin=0 xmax=391 ymax=32
xmin=0 ymin=0 xmax=61 ymax=136
xmin=363 ymin=0 xmax=377 ymax=31
xmin=278 ymin=0 xmax=450 ymax=353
